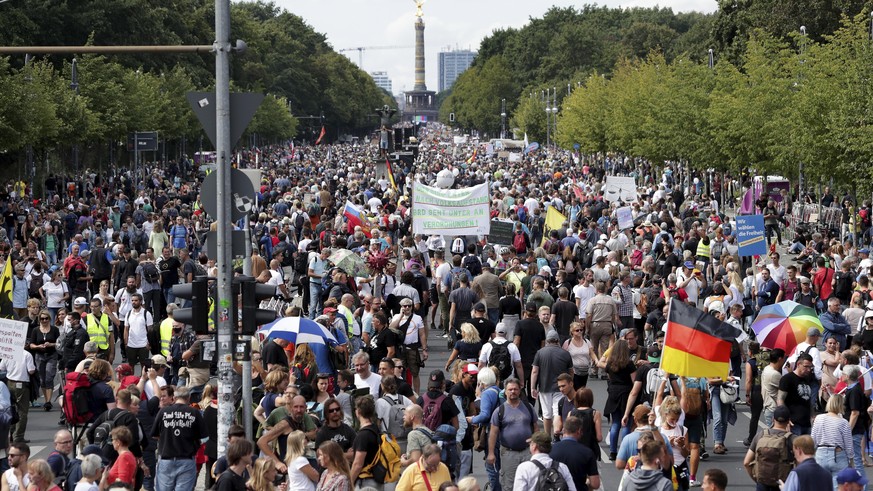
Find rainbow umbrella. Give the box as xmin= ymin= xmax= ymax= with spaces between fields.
xmin=751 ymin=300 xmax=823 ymax=353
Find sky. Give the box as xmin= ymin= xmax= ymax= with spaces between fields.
xmin=275 ymin=0 xmax=719 ymax=94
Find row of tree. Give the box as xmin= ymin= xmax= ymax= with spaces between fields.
xmin=0 ymin=0 xmax=394 ymax=172
xmin=556 ymin=14 xmax=873 ymax=196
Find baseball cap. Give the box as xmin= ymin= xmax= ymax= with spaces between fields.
xmin=151 ymin=354 xmax=168 ymax=366
xmin=773 ymin=405 xmax=791 ymax=423
xmin=837 ymin=468 xmax=869 ymax=485
xmin=865 ymin=310 xmax=873 ymax=320
xmin=428 ymin=369 xmax=445 ymax=388
xmin=399 ymin=298 xmax=414 ymax=306
xmin=647 ymin=345 xmax=662 ymax=363
xmin=81 ymin=445 xmax=109 ymax=466
xmin=860 ymin=249 xmax=870 ymax=255
xmin=524 ymin=302 xmax=538 ymax=313
xmin=74 ymin=297 xmax=88 ymax=306
xmin=495 ymin=323 xmax=507 ymax=335
xmin=806 ymin=327 xmax=822 ymax=337
xmin=473 ymin=302 xmax=486 ymax=312
xmin=323 ymin=306 xmax=337 ymax=313
xmin=546 ymin=330 xmax=560 ymax=343
xmin=708 ymin=301 xmax=726 ymax=315
xmin=683 ymin=261 xmax=694 ymax=268
xmin=462 ymin=363 xmax=479 ymax=375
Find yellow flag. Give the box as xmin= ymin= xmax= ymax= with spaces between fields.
xmin=541 ymin=206 xmax=567 ymax=246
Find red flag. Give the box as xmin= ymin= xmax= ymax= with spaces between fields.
xmin=315 ymin=126 xmax=326 ymax=145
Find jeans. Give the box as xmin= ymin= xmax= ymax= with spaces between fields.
xmin=155 ymin=458 xmax=196 ymax=491
xmin=458 ymin=449 xmax=473 ymax=480
xmin=309 ymin=283 xmax=322 ymax=319
xmin=762 ymin=408 xmax=774 ymax=428
xmin=46 ymin=251 xmax=57 ymax=266
xmin=852 ymin=433 xmax=868 ymax=490
xmin=487 ymin=308 xmax=500 ymax=325
xmin=711 ymin=387 xmax=728 ymax=445
xmin=485 ymin=460 xmax=502 ymax=491
xmin=609 ymin=408 xmax=633 ymax=454
xmin=790 ymin=424 xmax=811 ymax=436
xmin=815 ymin=446 xmax=849 ymax=490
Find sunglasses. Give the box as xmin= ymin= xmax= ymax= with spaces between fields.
xmin=40 ymin=317 xmax=50 ymax=321
xmin=327 ymin=407 xmax=342 ymax=414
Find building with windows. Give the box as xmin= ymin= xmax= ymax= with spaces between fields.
xmin=370 ymin=71 xmax=393 ymax=94
xmin=438 ymin=49 xmax=477 ymax=93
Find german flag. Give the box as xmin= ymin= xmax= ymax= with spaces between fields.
xmin=385 ymin=158 xmax=398 ymax=191
xmin=661 ymin=298 xmax=741 ymax=379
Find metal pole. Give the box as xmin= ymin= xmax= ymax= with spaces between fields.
xmin=25 ymin=54 xmax=33 ymax=198
xmin=214 ymin=0 xmax=234 ymax=458
xmin=241 ymin=214 xmax=253 ymax=441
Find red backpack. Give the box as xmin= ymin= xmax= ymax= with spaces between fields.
xmin=62 ymin=371 xmax=93 ymax=425
xmin=513 ymin=232 xmax=527 ymax=254
xmin=421 ymin=393 xmax=447 ymax=431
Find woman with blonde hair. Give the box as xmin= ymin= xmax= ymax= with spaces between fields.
xmin=285 ymin=431 xmax=317 ymax=491
xmin=255 ymin=368 xmax=289 ymax=423
xmin=563 ymin=321 xmax=594 ymax=389
xmin=246 ymin=458 xmax=285 ymax=491
xmin=812 ymin=393 xmax=854 ymax=487
xmin=445 ymin=322 xmax=482 ymax=371
xmin=25 ymin=459 xmax=60 ymax=491
xmin=657 ymin=395 xmax=690 ymax=490
xmin=317 ymin=440 xmax=352 ymax=491
xmin=292 ymin=344 xmax=317 ymax=387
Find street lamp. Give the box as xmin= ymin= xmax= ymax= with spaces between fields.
xmin=708 ymin=48 xmax=714 ymax=69
xmin=70 ymin=58 xmax=80 ymax=175
xmin=500 ymin=98 xmax=506 ymax=139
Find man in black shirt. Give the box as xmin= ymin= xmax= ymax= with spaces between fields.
xmin=550 ymin=287 xmax=579 ymax=344
xmin=468 ymin=303 xmax=495 ymax=342
xmin=377 ymin=358 xmax=413 ymax=399
xmin=513 ymin=303 xmax=546 ymax=393
xmin=158 ymin=247 xmax=181 ymax=312
xmin=261 ymin=337 xmax=290 ymax=371
xmin=778 ymin=352 xmax=813 ymax=435
xmin=449 ymin=363 xmax=478 ymax=477
xmin=315 ymin=398 xmax=357 ymax=462
xmin=350 ymin=395 xmax=382 ymax=488
xmin=367 ymin=313 xmax=396 ymax=371
xmin=843 ymin=364 xmax=871 ymax=476
xmin=215 ymin=439 xmax=253 ymax=491
xmin=151 ymin=386 xmax=207 ymax=491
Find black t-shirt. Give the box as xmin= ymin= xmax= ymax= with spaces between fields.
xmin=215 ymin=469 xmax=247 ymax=491
xmin=368 ymin=327 xmax=397 ymax=363
xmin=778 ymin=372 xmax=812 ymax=425
xmin=150 ymin=403 xmax=208 ymax=458
xmin=845 ymin=383 xmax=871 ymax=435
xmin=469 ymin=317 xmax=495 ymax=341
xmin=181 ymin=259 xmax=197 ymax=282
xmin=515 ymin=319 xmax=546 ymax=368
xmin=448 ymin=382 xmax=476 ymax=450
xmin=315 ymin=422 xmax=358 ymax=451
xmin=261 ymin=340 xmax=289 ymax=370
xmin=378 ymin=376 xmax=414 ymax=400
xmin=645 ymin=311 xmax=665 ymax=331
xmin=499 ymin=296 xmax=522 ymax=317
xmin=159 ymin=256 xmax=181 ymax=285
xmin=552 ymin=300 xmax=578 ymax=338
xmin=352 ymin=424 xmax=381 ymax=469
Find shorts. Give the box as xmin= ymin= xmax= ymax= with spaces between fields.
xmin=684 ymin=414 xmax=703 ymax=444
xmin=404 ymin=347 xmax=422 ymax=377
xmin=538 ymin=391 xmax=560 ymax=420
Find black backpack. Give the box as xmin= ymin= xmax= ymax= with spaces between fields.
xmin=293 ymin=251 xmax=310 ymax=276
xmin=462 ymin=255 xmax=482 ymax=278
xmin=532 ymin=460 xmax=570 ymax=491
xmin=141 ymin=262 xmax=160 ymax=283
xmin=92 ymin=409 xmax=127 ymax=452
xmin=573 ymin=241 xmax=594 ymax=269
xmin=488 ymin=340 xmax=512 ymax=381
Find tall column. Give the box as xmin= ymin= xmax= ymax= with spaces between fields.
xmin=414 ymin=18 xmax=426 ymax=91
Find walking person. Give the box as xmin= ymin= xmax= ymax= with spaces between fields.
xmin=811 ymin=393 xmax=854 ymax=488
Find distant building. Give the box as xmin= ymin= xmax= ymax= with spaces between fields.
xmin=438 ymin=49 xmax=476 ymax=93
xmin=370 ymin=71 xmax=393 ymax=94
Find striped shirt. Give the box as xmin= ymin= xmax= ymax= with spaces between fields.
xmin=811 ymin=413 xmax=854 ymax=461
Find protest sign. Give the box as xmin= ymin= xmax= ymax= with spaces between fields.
xmin=604 ymin=176 xmax=637 ymax=203
xmin=412 ymin=181 xmax=490 ymax=235
xmin=0 ymin=318 xmax=28 ymax=367
xmin=616 ymin=207 xmax=634 ymax=230
xmin=736 ymin=215 xmax=767 ymax=256
xmin=489 ymin=220 xmax=514 ymax=245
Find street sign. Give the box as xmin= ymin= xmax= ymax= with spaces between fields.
xmin=127 ymin=131 xmax=158 ymax=151
xmin=239 ymin=169 xmax=262 ymax=198
xmin=187 ymin=92 xmax=265 ymax=149
xmin=203 ymin=230 xmax=249 ymax=259
xmin=200 ymin=168 xmax=255 ymax=221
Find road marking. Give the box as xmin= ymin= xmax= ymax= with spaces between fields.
xmin=28 ymin=446 xmax=47 ymax=458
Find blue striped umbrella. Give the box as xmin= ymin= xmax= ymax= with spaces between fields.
xmin=257 ymin=316 xmax=338 ymax=346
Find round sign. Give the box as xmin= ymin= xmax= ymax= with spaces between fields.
xmin=435 ymin=169 xmax=454 ymax=189
xmin=200 ymin=168 xmax=256 ymax=221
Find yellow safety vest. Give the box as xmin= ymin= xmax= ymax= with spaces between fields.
xmin=86 ymin=314 xmax=111 ymax=350
xmin=696 ymin=241 xmax=711 ymax=259
xmin=159 ymin=317 xmax=174 ymax=357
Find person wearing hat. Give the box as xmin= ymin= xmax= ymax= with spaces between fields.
xmin=530 ymin=330 xmax=572 ymax=437
xmin=859 ymin=248 xmax=872 ymax=277
xmin=511 ymin=431 xmax=575 ymax=491
xmin=743 ymin=405 xmax=796 ymax=489
xmin=838 ymin=467 xmax=869 ymax=491
xmin=677 ymin=260 xmax=705 ymax=305
xmin=417 ymin=369 xmax=459 ymax=431
xmin=143 ymin=355 xmax=169 ymax=400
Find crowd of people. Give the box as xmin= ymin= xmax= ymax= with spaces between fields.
xmin=0 ymin=123 xmax=870 ymax=491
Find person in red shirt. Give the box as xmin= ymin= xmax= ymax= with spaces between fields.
xmin=103 ymin=426 xmax=137 ymax=488
xmin=813 ymin=256 xmax=835 ymax=302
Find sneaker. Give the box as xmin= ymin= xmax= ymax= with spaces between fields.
xmin=441 ymin=333 xmax=449 ymax=338
xmin=609 ymin=452 xmax=617 ymax=461
xmin=689 ymin=480 xmax=701 ymax=487
xmin=701 ymin=450 xmax=710 ymax=460
xmin=742 ymin=439 xmax=751 ymax=447
xmin=43 ymin=402 xmax=52 ymax=412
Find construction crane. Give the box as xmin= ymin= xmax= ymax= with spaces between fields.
xmin=338 ymin=45 xmax=413 ymax=67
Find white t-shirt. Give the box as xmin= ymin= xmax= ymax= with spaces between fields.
xmin=478 ymin=338 xmax=522 ymax=377
xmin=355 ymin=372 xmax=382 ymax=397
xmin=144 ymin=375 xmax=168 ymax=400
xmin=285 ymin=456 xmax=315 ymax=491
xmin=42 ymin=280 xmax=69 ymax=309
xmin=573 ymin=284 xmax=595 ymax=318
xmin=126 ymin=308 xmax=152 ymax=349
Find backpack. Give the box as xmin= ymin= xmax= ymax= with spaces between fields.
xmin=529 ymin=215 xmax=544 ymax=239
xmin=28 ymin=272 xmax=44 ymax=298
xmin=93 ymin=409 xmax=127 ymax=451
xmin=359 ymin=426 xmax=401 ymax=484
xmin=751 ymin=429 xmax=793 ymax=486
xmin=449 ymin=269 xmax=466 ymax=292
xmin=532 ymin=459 xmax=570 ymax=491
xmin=49 ymin=451 xmax=71 ymax=490
xmin=142 ymin=262 xmax=160 ymax=283
xmin=833 ymin=271 xmax=853 ymax=300
xmin=514 ymin=232 xmax=528 ymax=254
xmin=131 ymin=229 xmax=147 ymax=253
xmin=681 ymin=379 xmax=703 ymax=417
xmin=293 ymin=212 xmax=305 ymax=232
xmin=421 ymin=393 xmax=447 ymax=431
xmin=462 ymin=255 xmax=482 ymax=277
xmin=194 ymin=261 xmax=207 ymax=278
xmin=434 ymin=424 xmax=460 ymax=480
xmin=488 ymin=340 xmax=513 ymax=382
xmin=573 ymin=241 xmax=593 ymax=269
xmin=62 ymin=371 xmax=93 ymax=425
xmin=645 ymin=368 xmax=665 ymax=401
xmin=380 ymin=394 xmax=410 ymax=441
xmin=293 ymin=251 xmax=310 ymax=276
xmin=497 ymin=399 xmax=537 ymax=433
xmin=60 ymin=458 xmax=81 ymax=491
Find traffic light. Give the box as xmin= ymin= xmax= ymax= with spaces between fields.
xmin=173 ymin=278 xmax=210 ymax=334
xmin=241 ymin=279 xmax=277 ymax=335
